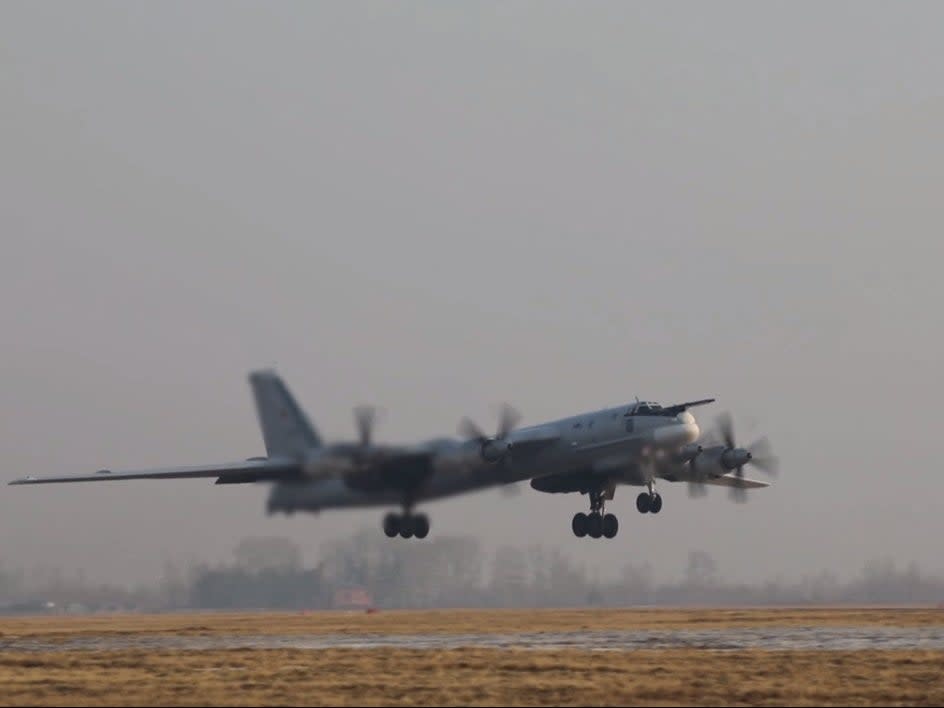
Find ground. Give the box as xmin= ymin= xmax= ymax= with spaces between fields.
xmin=1 ymin=608 xmax=942 ymax=706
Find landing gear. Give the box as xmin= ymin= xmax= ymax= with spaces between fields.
xmin=572 ymin=512 xmax=588 ymax=538
xmin=573 ymin=488 xmax=619 ymax=540
xmin=636 ymin=492 xmax=663 ymax=514
xmin=650 ymin=494 xmax=663 ymax=514
xmin=399 ymin=516 xmax=414 ymax=539
xmin=587 ymin=513 xmax=603 ymax=538
xmin=412 ymin=514 xmax=430 ymax=539
xmin=383 ymin=511 xmax=430 ymax=540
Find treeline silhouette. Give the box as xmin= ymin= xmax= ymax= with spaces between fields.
xmin=2 ymin=530 xmax=943 ymax=612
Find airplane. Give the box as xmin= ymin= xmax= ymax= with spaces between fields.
xmin=9 ymin=370 xmax=777 ymax=540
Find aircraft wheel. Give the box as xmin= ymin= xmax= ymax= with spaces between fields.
xmin=383 ymin=513 xmax=400 ymax=538
xmin=636 ymin=493 xmax=651 ymax=514
xmin=587 ymin=512 xmax=603 ymax=538
xmin=572 ymin=512 xmax=588 ymax=538
xmin=398 ymin=515 xmax=414 ymax=539
xmin=413 ymin=514 xmax=430 ymax=539
xmin=602 ymin=513 xmax=619 ymax=539
xmin=650 ymin=494 xmax=663 ymax=514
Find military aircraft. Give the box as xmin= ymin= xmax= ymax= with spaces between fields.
xmin=9 ymin=370 xmax=777 ymax=540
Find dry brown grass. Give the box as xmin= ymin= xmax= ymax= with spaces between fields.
xmin=1 ymin=607 xmax=943 ymax=642
xmin=2 ymin=609 xmax=943 ymax=706
xmin=1 ymin=646 xmax=943 ymax=706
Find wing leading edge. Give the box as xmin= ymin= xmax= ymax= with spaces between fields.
xmin=8 ymin=458 xmax=302 ymax=486
xmin=700 ymin=474 xmax=769 ymax=489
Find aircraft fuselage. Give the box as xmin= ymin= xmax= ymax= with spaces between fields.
xmin=266 ymin=405 xmax=700 ymax=513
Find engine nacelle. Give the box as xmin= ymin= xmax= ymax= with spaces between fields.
xmin=673 ymin=443 xmax=703 ymax=463
xmin=721 ymin=447 xmax=752 ymax=470
xmin=688 ymin=446 xmax=725 ymax=480
xmin=480 ymin=438 xmax=511 ymax=462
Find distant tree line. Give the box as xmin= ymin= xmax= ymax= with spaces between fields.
xmin=2 ymin=531 xmax=944 ymax=613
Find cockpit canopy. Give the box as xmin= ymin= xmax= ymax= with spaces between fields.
xmin=627 ymin=397 xmax=715 ymax=418
xmin=626 ymin=401 xmax=672 ymax=417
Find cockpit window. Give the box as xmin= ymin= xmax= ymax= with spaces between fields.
xmin=626 ymin=401 xmax=672 ymax=417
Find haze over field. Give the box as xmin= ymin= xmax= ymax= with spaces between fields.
xmin=1 ymin=2 xmax=941 ymax=586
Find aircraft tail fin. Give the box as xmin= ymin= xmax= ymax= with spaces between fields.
xmin=249 ymin=370 xmax=322 ymax=457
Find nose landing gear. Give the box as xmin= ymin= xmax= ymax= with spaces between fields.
xmin=572 ymin=488 xmax=619 ymax=539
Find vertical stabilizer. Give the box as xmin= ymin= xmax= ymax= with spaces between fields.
xmin=248 ymin=370 xmax=321 ymax=457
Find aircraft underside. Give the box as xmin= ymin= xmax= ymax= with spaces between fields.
xmin=266 ymin=462 xmax=672 ymax=542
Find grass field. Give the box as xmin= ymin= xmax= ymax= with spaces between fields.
xmin=1 ymin=609 xmax=943 ymax=706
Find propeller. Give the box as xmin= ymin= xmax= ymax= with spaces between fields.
xmin=352 ymin=405 xmax=381 ymax=466
xmin=354 ymin=405 xmax=377 ymax=448
xmin=458 ymin=403 xmax=521 ymax=462
xmin=744 ymin=436 xmax=779 ymax=476
xmin=714 ymin=412 xmax=779 ymax=502
xmin=687 ymin=480 xmax=708 ymax=498
xmin=679 ymin=444 xmax=709 ymax=497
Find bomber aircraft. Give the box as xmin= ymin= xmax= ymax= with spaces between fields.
xmin=9 ymin=370 xmax=777 ymax=540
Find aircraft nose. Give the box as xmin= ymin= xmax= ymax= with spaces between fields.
xmin=685 ymin=421 xmax=701 ymax=443
xmin=653 ymin=419 xmax=700 ymax=446
xmin=675 ymin=411 xmax=700 ymax=444
xmin=673 ymin=420 xmax=700 ymax=445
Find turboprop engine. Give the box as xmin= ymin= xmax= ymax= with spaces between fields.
xmin=458 ymin=404 xmax=520 ymax=463
xmin=685 ymin=412 xmax=779 ymax=500
xmin=673 ymin=443 xmax=703 ymax=463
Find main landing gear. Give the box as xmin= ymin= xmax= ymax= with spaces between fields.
xmin=572 ymin=488 xmax=619 ymax=540
xmin=636 ymin=491 xmax=663 ymax=514
xmin=383 ymin=511 xmax=430 ymax=540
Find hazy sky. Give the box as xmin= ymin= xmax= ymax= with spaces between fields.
xmin=2 ymin=2 xmax=942 ymax=586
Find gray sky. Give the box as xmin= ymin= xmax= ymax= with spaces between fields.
xmin=1 ymin=1 xmax=942 ymax=585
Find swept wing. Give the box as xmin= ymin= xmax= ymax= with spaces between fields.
xmin=9 ymin=458 xmax=301 ymax=486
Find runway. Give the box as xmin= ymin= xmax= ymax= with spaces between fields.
xmin=4 ymin=624 xmax=944 ymax=653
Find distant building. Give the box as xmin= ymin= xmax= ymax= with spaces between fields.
xmin=333 ymin=586 xmax=373 ymax=610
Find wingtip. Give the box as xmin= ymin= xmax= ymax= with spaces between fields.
xmin=248 ymin=368 xmax=280 ymax=381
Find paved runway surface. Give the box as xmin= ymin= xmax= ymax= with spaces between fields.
xmin=5 ymin=625 xmax=944 ymax=653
